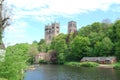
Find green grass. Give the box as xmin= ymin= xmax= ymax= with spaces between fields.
xmin=80 ymin=62 xmax=99 ymax=67
xmin=64 ymin=62 xmax=99 ymax=67
xmin=113 ymin=62 xmax=120 ymax=70
xmin=0 ymin=78 xmax=7 ymax=80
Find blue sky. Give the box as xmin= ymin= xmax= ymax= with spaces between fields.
xmin=3 ymin=0 xmax=120 ymax=46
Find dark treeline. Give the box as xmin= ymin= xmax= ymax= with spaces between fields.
xmin=38 ymin=19 xmax=120 ymax=63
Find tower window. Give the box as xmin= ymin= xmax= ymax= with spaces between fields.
xmin=69 ymin=23 xmax=72 ymax=27
xmin=56 ymin=26 xmax=59 ymax=29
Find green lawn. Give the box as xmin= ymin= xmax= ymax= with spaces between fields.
xmin=64 ymin=62 xmax=99 ymax=67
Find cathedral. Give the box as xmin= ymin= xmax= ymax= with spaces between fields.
xmin=45 ymin=21 xmax=77 ymax=44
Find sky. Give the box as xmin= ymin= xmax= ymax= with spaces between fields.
xmin=3 ymin=0 xmax=120 ymax=47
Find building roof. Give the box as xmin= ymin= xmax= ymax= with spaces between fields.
xmin=81 ymin=57 xmax=116 ymax=62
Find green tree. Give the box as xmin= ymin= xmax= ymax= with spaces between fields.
xmin=38 ymin=39 xmax=48 ymax=52
xmin=28 ymin=43 xmax=39 ymax=64
xmin=57 ymin=53 xmax=65 ymax=64
xmin=70 ymin=36 xmax=90 ymax=61
xmin=101 ymin=37 xmax=114 ymax=56
xmin=50 ymin=33 xmax=67 ymax=63
xmin=0 ymin=43 xmax=29 ymax=80
xmin=50 ymin=33 xmax=67 ymax=54
xmin=112 ymin=20 xmax=120 ymax=60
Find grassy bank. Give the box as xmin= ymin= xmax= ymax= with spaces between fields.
xmin=64 ymin=62 xmax=99 ymax=67
xmin=0 ymin=78 xmax=7 ymax=80
xmin=113 ymin=62 xmax=120 ymax=70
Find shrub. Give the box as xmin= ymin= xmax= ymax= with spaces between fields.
xmin=113 ymin=63 xmax=120 ymax=70
xmin=0 ymin=78 xmax=7 ymax=80
xmin=39 ymin=59 xmax=47 ymax=64
xmin=65 ymin=62 xmax=99 ymax=67
xmin=80 ymin=62 xmax=99 ymax=67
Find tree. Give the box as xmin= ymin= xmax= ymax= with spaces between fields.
xmin=112 ymin=20 xmax=120 ymax=60
xmin=50 ymin=33 xmax=67 ymax=54
xmin=70 ymin=36 xmax=90 ymax=61
xmin=0 ymin=43 xmax=29 ymax=80
xmin=0 ymin=0 xmax=10 ymax=43
xmin=38 ymin=39 xmax=48 ymax=52
xmin=50 ymin=33 xmax=67 ymax=63
xmin=28 ymin=43 xmax=39 ymax=64
xmin=93 ymin=37 xmax=114 ymax=57
xmin=57 ymin=53 xmax=65 ymax=64
xmin=101 ymin=37 xmax=114 ymax=56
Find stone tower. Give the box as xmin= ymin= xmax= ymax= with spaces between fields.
xmin=68 ymin=21 xmax=77 ymax=34
xmin=45 ymin=22 xmax=60 ymax=44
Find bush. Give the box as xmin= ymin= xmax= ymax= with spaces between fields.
xmin=0 ymin=78 xmax=7 ymax=80
xmin=65 ymin=62 xmax=99 ymax=67
xmin=113 ymin=63 xmax=120 ymax=70
xmin=80 ymin=62 xmax=99 ymax=67
xmin=65 ymin=62 xmax=81 ymax=67
xmin=39 ymin=59 xmax=47 ymax=64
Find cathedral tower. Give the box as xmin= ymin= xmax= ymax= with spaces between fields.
xmin=45 ymin=22 xmax=60 ymax=44
xmin=68 ymin=21 xmax=77 ymax=34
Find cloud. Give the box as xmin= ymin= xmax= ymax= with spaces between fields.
xmin=6 ymin=0 xmax=120 ymax=22
xmin=4 ymin=0 xmax=120 ymax=46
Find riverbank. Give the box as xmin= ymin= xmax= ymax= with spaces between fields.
xmin=64 ymin=62 xmax=120 ymax=69
xmin=113 ymin=62 xmax=120 ymax=70
xmin=0 ymin=78 xmax=7 ymax=80
xmin=64 ymin=62 xmax=99 ymax=67
xmin=98 ymin=64 xmax=113 ymax=68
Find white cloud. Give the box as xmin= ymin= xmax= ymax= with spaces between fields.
xmin=4 ymin=0 xmax=120 ymax=46
xmin=6 ymin=0 xmax=120 ymax=22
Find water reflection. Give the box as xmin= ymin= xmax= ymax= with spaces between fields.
xmin=24 ymin=65 xmax=120 ymax=80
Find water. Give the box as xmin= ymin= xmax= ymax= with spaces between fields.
xmin=24 ymin=65 xmax=120 ymax=80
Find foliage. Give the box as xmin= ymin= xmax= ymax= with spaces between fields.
xmin=0 ymin=78 xmax=7 ymax=80
xmin=65 ymin=62 xmax=99 ymax=67
xmin=57 ymin=53 xmax=65 ymax=64
xmin=65 ymin=62 xmax=81 ymax=67
xmin=70 ymin=36 xmax=90 ymax=61
xmin=113 ymin=20 xmax=120 ymax=60
xmin=39 ymin=59 xmax=47 ymax=64
xmin=27 ymin=42 xmax=39 ymax=64
xmin=80 ymin=62 xmax=99 ymax=67
xmin=50 ymin=33 xmax=67 ymax=53
xmin=0 ymin=43 xmax=29 ymax=80
xmin=113 ymin=62 xmax=120 ymax=70
xmin=38 ymin=39 xmax=48 ymax=52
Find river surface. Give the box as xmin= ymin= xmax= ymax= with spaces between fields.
xmin=24 ymin=65 xmax=120 ymax=80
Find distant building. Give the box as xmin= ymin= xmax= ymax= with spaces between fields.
xmin=35 ymin=51 xmax=58 ymax=64
xmin=45 ymin=22 xmax=60 ymax=44
xmin=44 ymin=21 xmax=77 ymax=44
xmin=35 ymin=52 xmax=47 ymax=63
xmin=68 ymin=21 xmax=77 ymax=34
xmin=81 ymin=57 xmax=117 ymax=64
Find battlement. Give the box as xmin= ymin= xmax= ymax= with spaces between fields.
xmin=44 ymin=21 xmax=77 ymax=44
xmin=45 ymin=22 xmax=60 ymax=44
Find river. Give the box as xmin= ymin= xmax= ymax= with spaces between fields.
xmin=24 ymin=65 xmax=120 ymax=80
